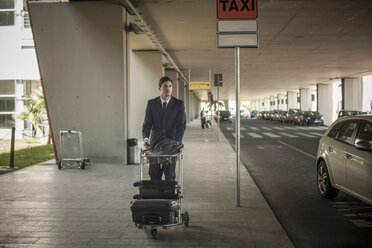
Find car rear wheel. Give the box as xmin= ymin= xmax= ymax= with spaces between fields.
xmin=317 ymin=161 xmax=339 ymax=199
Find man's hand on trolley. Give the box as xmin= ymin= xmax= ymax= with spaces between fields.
xmin=144 ymin=138 xmax=150 ymax=150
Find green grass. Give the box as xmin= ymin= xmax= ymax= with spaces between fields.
xmin=0 ymin=144 xmax=55 ymax=169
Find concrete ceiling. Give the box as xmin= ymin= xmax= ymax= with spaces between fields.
xmin=129 ymin=0 xmax=372 ymax=101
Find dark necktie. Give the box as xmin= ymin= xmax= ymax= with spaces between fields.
xmin=163 ymin=102 xmax=167 ymax=110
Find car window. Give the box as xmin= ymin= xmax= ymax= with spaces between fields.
xmin=355 ymin=121 xmax=372 ymax=146
xmin=328 ymin=122 xmax=344 ymax=139
xmin=336 ymin=120 xmax=359 ymax=144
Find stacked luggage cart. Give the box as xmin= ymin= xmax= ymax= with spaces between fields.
xmin=130 ymin=149 xmax=189 ymax=239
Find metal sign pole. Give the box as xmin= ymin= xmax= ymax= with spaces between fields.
xmin=235 ymin=47 xmax=241 ymax=207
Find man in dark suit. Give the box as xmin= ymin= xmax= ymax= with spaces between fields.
xmin=142 ymin=76 xmax=186 ymax=180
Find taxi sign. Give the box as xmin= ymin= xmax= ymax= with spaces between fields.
xmin=217 ymin=0 xmax=257 ymax=19
xmin=189 ymin=82 xmax=211 ymax=89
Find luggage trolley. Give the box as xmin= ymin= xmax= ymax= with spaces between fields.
xmin=131 ymin=149 xmax=189 ymax=239
xmin=57 ymin=130 xmax=91 ymax=170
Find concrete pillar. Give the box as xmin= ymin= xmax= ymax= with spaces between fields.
xmin=287 ymin=91 xmax=298 ymax=110
xmin=277 ymin=94 xmax=287 ymax=110
xmin=363 ymin=75 xmax=372 ymax=112
xmin=129 ymin=51 xmax=163 ymax=141
xmin=258 ymin=99 xmax=265 ymax=112
xmin=29 ymin=2 xmax=128 ymax=162
xmin=224 ymin=100 xmax=229 ymax=111
xmin=270 ymin=96 xmax=277 ymax=111
xmin=343 ymin=77 xmax=363 ymax=111
xmin=318 ymin=84 xmax=333 ymax=126
xmin=178 ymin=80 xmax=185 ymax=102
xmin=264 ymin=97 xmax=270 ymax=111
xmin=300 ymin=88 xmax=312 ymax=111
xmin=185 ymin=86 xmax=190 ymax=122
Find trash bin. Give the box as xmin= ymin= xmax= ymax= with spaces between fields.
xmin=127 ymin=138 xmax=139 ymax=164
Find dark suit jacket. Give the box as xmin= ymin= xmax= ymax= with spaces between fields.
xmin=142 ymin=96 xmax=186 ymax=149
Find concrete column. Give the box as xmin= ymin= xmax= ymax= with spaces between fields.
xmin=224 ymin=100 xmax=229 ymax=111
xmin=185 ymin=86 xmax=190 ymax=122
xmin=258 ymin=99 xmax=264 ymax=112
xmin=264 ymin=97 xmax=270 ymax=111
xmin=343 ymin=77 xmax=363 ymax=111
xmin=178 ymin=80 xmax=185 ymax=102
xmin=129 ymin=51 xmax=163 ymax=141
xmin=29 ymin=2 xmax=128 ymax=162
xmin=277 ymin=94 xmax=287 ymax=110
xmin=318 ymin=84 xmax=333 ymax=126
xmin=270 ymin=96 xmax=277 ymax=111
xmin=363 ymin=75 xmax=372 ymax=112
xmin=300 ymin=88 xmax=312 ymax=111
xmin=287 ymin=91 xmax=298 ymax=110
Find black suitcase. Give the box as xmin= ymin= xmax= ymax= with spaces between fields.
xmin=133 ymin=180 xmax=180 ymax=199
xmin=131 ymin=199 xmax=179 ymax=225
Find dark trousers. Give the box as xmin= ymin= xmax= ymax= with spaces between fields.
xmin=201 ymin=117 xmax=206 ymax=129
xmin=149 ymin=159 xmax=176 ymax=180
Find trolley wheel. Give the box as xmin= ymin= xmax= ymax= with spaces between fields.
xmin=58 ymin=162 xmax=62 ymax=170
xmin=151 ymin=228 xmax=158 ymax=239
xmin=80 ymin=161 xmax=86 ymax=170
xmin=183 ymin=211 xmax=190 ymax=228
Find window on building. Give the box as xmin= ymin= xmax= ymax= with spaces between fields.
xmin=0 ymin=80 xmax=15 ymax=95
xmin=0 ymin=114 xmax=15 ymax=128
xmin=281 ymin=99 xmax=284 ymax=104
xmin=0 ymin=0 xmax=15 ymax=26
xmin=0 ymin=97 xmax=15 ymax=112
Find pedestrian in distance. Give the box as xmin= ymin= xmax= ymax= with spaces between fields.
xmin=142 ymin=76 xmax=186 ymax=180
xmin=200 ymin=108 xmax=206 ymax=129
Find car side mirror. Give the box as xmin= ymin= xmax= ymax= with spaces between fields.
xmin=355 ymin=140 xmax=372 ymax=151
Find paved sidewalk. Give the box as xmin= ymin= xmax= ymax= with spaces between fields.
xmin=0 ymin=120 xmax=294 ymax=247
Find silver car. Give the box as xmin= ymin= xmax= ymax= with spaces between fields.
xmin=316 ymin=115 xmax=372 ymax=204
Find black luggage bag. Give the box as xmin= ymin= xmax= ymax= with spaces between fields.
xmin=133 ymin=180 xmax=180 ymax=199
xmin=131 ymin=199 xmax=179 ymax=225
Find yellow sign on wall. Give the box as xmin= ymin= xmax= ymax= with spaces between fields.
xmin=189 ymin=81 xmax=211 ymax=89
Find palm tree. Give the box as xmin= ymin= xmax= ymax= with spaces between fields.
xmin=207 ymin=100 xmax=224 ymax=112
xmin=17 ymin=88 xmax=50 ymax=143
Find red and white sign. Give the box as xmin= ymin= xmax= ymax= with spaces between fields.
xmin=217 ymin=0 xmax=257 ymax=19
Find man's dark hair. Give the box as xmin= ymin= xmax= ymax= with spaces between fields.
xmin=159 ymin=76 xmax=173 ymax=88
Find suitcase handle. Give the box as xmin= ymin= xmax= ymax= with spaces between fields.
xmin=142 ymin=215 xmax=162 ymax=225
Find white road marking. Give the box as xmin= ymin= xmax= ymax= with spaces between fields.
xmin=241 ymin=127 xmax=247 ymax=130
xmin=310 ymin=132 xmax=324 ymax=137
xmin=263 ymin=132 xmax=280 ymax=138
xmin=262 ymin=127 xmax=272 ymax=131
xmin=279 ymin=132 xmax=298 ymax=138
xmin=226 ymin=127 xmax=233 ymax=131
xmin=272 ymin=127 xmax=286 ymax=131
xmin=296 ymin=132 xmax=317 ymax=138
xmin=232 ymin=133 xmax=244 ymax=138
xmin=249 ymin=127 xmax=260 ymax=131
xmin=247 ymin=132 xmax=263 ymax=138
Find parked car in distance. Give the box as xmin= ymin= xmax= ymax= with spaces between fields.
xmin=303 ymin=111 xmax=324 ymax=126
xmin=279 ymin=111 xmax=288 ymax=123
xmin=269 ymin=110 xmax=279 ymax=121
xmin=251 ymin=110 xmax=258 ymax=118
xmin=294 ymin=111 xmax=306 ymax=125
xmin=288 ymin=108 xmax=301 ymax=124
xmin=215 ymin=110 xmax=232 ymax=122
xmin=338 ymin=110 xmax=363 ymax=118
xmin=316 ymin=115 xmax=372 ymax=205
